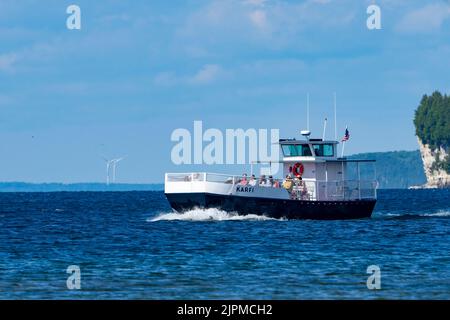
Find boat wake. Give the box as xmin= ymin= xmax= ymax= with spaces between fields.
xmin=373 ymin=209 xmax=450 ymax=219
xmin=148 ymin=208 xmax=282 ymax=222
xmin=149 ymin=209 xmax=450 ymax=222
xmin=421 ymin=210 xmax=450 ymax=217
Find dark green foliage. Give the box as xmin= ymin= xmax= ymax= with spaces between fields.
xmin=414 ymin=91 xmax=450 ymax=149
xmin=414 ymin=91 xmax=450 ymax=173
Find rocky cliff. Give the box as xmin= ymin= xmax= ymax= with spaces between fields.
xmin=417 ymin=139 xmax=450 ymax=188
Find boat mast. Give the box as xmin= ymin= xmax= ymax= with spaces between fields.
xmin=334 ymin=92 xmax=337 ymax=141
xmin=307 ymin=93 xmax=310 ymax=131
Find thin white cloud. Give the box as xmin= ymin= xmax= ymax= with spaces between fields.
xmin=0 ymin=94 xmax=14 ymax=106
xmin=244 ymin=0 xmax=267 ymax=7
xmin=309 ymin=0 xmax=332 ymax=4
xmin=178 ymin=0 xmax=357 ymax=48
xmin=249 ymin=9 xmax=268 ymax=30
xmin=188 ymin=64 xmax=224 ymax=85
xmin=153 ymin=71 xmax=178 ymax=86
xmin=95 ymin=13 xmax=132 ymax=26
xmin=184 ymin=46 xmax=211 ymax=58
xmin=154 ymin=64 xmax=226 ymax=86
xmin=0 ymin=53 xmax=18 ymax=72
xmin=0 ymin=37 xmax=75 ymax=75
xmin=241 ymin=58 xmax=306 ymax=75
xmin=396 ymin=3 xmax=450 ymax=33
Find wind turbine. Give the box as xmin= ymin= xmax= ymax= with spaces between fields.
xmin=111 ymin=156 xmax=126 ymax=183
xmin=101 ymin=156 xmax=114 ymax=185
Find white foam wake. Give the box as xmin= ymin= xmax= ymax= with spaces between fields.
xmin=421 ymin=210 xmax=450 ymax=217
xmin=372 ymin=209 xmax=450 ymax=219
xmin=148 ymin=208 xmax=281 ymax=222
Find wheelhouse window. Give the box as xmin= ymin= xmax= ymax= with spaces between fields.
xmin=313 ymin=144 xmax=334 ymax=157
xmin=281 ymin=144 xmax=312 ymax=157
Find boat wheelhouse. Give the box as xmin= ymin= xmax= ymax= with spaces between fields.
xmin=165 ymin=132 xmax=378 ymax=220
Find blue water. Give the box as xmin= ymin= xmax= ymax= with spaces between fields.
xmin=0 ymin=189 xmax=449 ymax=299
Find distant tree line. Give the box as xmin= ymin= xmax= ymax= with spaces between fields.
xmin=414 ymin=91 xmax=450 ymax=173
xmin=349 ymin=151 xmax=426 ymax=189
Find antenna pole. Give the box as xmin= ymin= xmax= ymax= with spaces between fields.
xmin=307 ymin=93 xmax=310 ymax=131
xmin=334 ymin=92 xmax=337 ymax=141
xmin=322 ymin=118 xmax=327 ymax=140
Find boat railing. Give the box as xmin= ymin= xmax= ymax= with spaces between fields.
xmin=314 ymin=180 xmax=378 ymax=201
xmin=165 ymin=173 xmax=377 ymax=200
xmin=165 ymin=172 xmax=206 ymax=182
xmin=165 ymin=172 xmax=284 ymax=186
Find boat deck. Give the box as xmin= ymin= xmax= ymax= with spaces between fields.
xmin=165 ymin=172 xmax=377 ymax=202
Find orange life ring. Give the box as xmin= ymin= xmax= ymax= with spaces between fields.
xmin=292 ymin=162 xmax=304 ymax=178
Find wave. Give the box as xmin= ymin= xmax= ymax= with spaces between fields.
xmin=148 ymin=208 xmax=282 ymax=222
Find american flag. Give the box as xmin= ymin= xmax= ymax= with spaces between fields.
xmin=342 ymin=127 xmax=350 ymax=142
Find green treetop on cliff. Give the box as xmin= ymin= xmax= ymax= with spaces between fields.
xmin=414 ymin=91 xmax=450 ymax=173
xmin=414 ymin=91 xmax=450 ymax=150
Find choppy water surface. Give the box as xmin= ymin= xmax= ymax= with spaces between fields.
xmin=0 ymin=189 xmax=449 ymax=299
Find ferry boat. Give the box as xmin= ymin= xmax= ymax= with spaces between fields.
xmin=165 ymin=131 xmax=378 ymax=220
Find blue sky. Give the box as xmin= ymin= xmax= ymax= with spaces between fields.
xmin=0 ymin=0 xmax=449 ymax=183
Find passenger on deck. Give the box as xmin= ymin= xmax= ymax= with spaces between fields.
xmin=301 ymin=183 xmax=309 ymax=200
xmin=249 ymin=174 xmax=257 ymax=186
xmin=267 ymin=176 xmax=274 ymax=187
xmin=259 ymin=175 xmax=267 ymax=187
xmin=239 ymin=173 xmax=248 ymax=185
xmin=273 ymin=178 xmax=280 ymax=188
xmin=282 ymin=175 xmax=294 ymax=193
